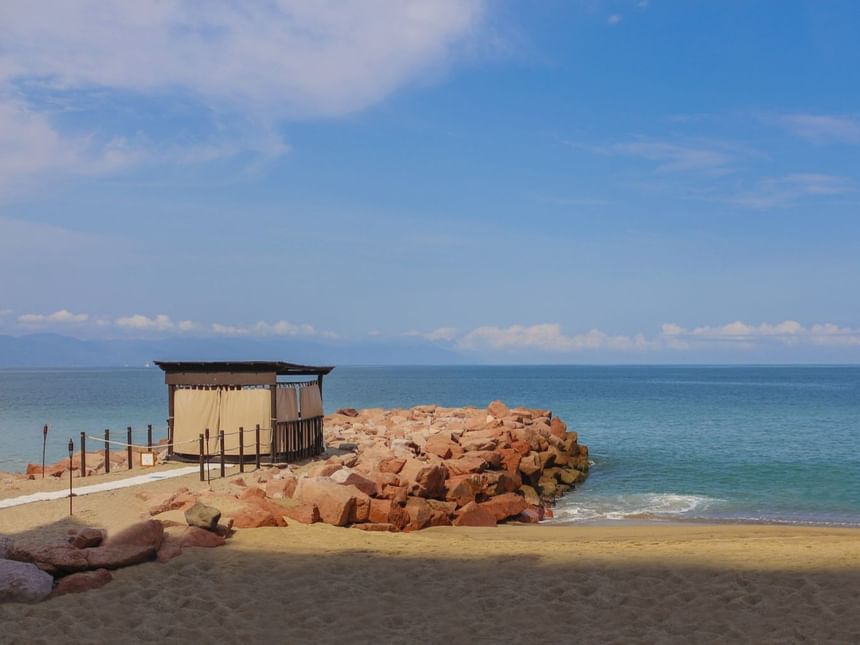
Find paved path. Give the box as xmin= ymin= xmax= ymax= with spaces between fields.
xmin=0 ymin=465 xmax=220 ymax=509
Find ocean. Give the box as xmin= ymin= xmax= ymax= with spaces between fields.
xmin=1 ymin=365 xmax=858 ymax=526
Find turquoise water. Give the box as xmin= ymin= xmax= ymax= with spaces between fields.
xmin=1 ymin=366 xmax=858 ymax=525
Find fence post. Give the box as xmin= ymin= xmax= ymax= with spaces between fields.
xmin=68 ymin=438 xmax=74 ymax=516
xmin=80 ymin=432 xmax=86 ymax=478
xmin=147 ymin=424 xmax=153 ymax=451
xmin=41 ymin=424 xmax=48 ymax=479
xmin=104 ymin=429 xmax=110 ymax=474
xmin=255 ymin=424 xmax=261 ymax=470
xmin=239 ymin=427 xmax=245 ymax=473
xmin=199 ymin=434 xmax=205 ymax=482
xmin=219 ymin=430 xmax=226 ymax=479
xmin=127 ymin=426 xmax=133 ymax=470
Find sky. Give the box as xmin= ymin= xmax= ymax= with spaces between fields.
xmin=1 ymin=0 xmax=860 ymax=363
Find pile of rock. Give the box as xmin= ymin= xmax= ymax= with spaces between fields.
xmin=0 ymin=507 xmax=230 ymax=603
xmin=305 ymin=400 xmax=588 ymax=530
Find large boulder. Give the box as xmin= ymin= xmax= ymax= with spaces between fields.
xmin=0 ymin=559 xmax=54 ymax=603
xmin=487 ymin=400 xmax=509 ymax=418
xmin=69 ymin=528 xmax=105 ymax=549
xmin=0 ymin=535 xmax=13 ymax=559
xmin=404 ymin=497 xmax=433 ymax=531
xmin=184 ymin=503 xmax=222 ymax=532
xmin=265 ymin=477 xmax=297 ymax=499
xmin=283 ymin=502 xmax=321 ymax=525
xmin=452 ymin=501 xmax=496 ymax=527
xmin=398 ymin=460 xmax=446 ymax=499
xmin=330 ymin=468 xmax=378 ymax=497
xmin=52 ymin=569 xmax=113 ymax=596
xmin=478 ymin=492 xmax=527 ymax=521
xmin=296 ymin=478 xmax=369 ymax=527
xmin=444 ymin=475 xmax=482 ymax=507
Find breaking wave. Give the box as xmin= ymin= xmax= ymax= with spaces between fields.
xmin=551 ymin=493 xmax=721 ymax=523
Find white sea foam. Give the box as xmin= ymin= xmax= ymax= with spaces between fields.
xmin=551 ymin=493 xmax=720 ymax=523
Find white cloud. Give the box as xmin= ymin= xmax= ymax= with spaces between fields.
xmin=0 ymin=1 xmax=486 ymax=192
xmin=211 ymin=319 xmax=319 ymax=337
xmin=608 ymin=15 xmax=623 ymax=25
xmin=459 ymin=323 xmax=652 ymax=352
xmin=663 ymin=320 xmax=860 ymax=347
xmin=577 ymin=138 xmax=740 ymax=174
xmin=730 ymin=173 xmax=855 ymax=209
xmin=0 ymin=100 xmax=138 ymax=197
xmin=18 ymin=309 xmax=89 ymax=324
xmin=115 ymin=313 xmax=175 ymax=331
xmin=774 ymin=113 xmax=860 ymax=145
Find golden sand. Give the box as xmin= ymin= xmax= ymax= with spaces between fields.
xmin=2 ymin=468 xmax=859 ymax=644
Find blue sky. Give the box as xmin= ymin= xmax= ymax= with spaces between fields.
xmin=1 ymin=0 xmax=859 ymax=363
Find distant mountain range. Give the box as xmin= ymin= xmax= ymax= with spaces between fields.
xmin=0 ymin=333 xmax=467 ymax=368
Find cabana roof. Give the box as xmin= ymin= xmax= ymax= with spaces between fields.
xmin=154 ymin=360 xmax=334 ymax=386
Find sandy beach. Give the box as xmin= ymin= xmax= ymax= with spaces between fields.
xmin=2 ymin=467 xmax=859 ymax=644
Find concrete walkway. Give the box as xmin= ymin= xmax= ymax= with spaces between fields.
xmin=0 ymin=465 xmax=220 ymax=510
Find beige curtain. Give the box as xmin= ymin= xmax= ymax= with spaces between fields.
xmin=276 ymin=386 xmax=299 ymax=422
xmin=173 ymin=388 xmax=220 ymax=455
xmin=299 ymin=382 xmax=324 ymax=418
xmin=219 ymin=388 xmax=272 ymax=455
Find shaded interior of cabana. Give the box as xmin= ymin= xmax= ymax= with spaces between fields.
xmin=154 ymin=361 xmax=334 ymax=462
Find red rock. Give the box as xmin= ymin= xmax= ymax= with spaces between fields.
xmin=9 ymin=543 xmax=89 ymax=574
xmin=497 ymin=448 xmax=522 ymax=475
xmin=518 ymin=452 xmax=542 ymax=477
xmin=351 ymin=523 xmax=397 ymax=532
xmin=69 ymin=528 xmax=105 ymax=549
xmin=459 ymin=436 xmax=497 ymax=452
xmin=511 ymin=440 xmax=531 ymax=456
xmin=549 ymin=417 xmax=567 ymax=439
xmin=453 ymin=501 xmax=496 ymax=527
xmin=315 ymin=463 xmax=344 ymax=478
xmin=265 ymin=477 xmax=297 ymax=499
xmin=105 ymin=520 xmax=164 ymax=551
xmin=404 ymin=497 xmax=432 ymax=531
xmin=239 ymin=486 xmax=267 ymax=500
xmin=444 ymin=474 xmax=481 ymax=507
xmin=181 ymin=527 xmax=226 ymax=548
xmin=398 ymin=460 xmax=447 ymax=498
xmin=283 ymin=503 xmax=321 ymax=524
xmin=232 ymin=506 xmax=283 ymax=529
xmin=337 ymin=408 xmax=360 ymax=417
xmin=381 ymin=484 xmax=408 ymax=505
xmin=481 ymin=471 xmax=520 ymax=497
xmin=368 ymin=498 xmax=394 ymax=524
xmin=444 ymin=456 xmax=486 ymax=476
xmin=147 ymin=488 xmax=197 ymax=516
xmin=487 ymin=400 xmax=509 ymax=418
xmin=514 ymin=508 xmax=542 ymax=523
xmin=423 ymin=435 xmax=459 ymax=459
xmin=331 ymin=468 xmax=378 ymax=497
xmin=52 ymin=569 xmax=112 ymax=596
xmin=463 ymin=450 xmax=502 ymax=469
xmin=478 ymin=492 xmax=528 ymax=521
xmin=296 ymin=478 xmax=368 ymax=527
xmin=378 ymin=458 xmax=406 ymax=474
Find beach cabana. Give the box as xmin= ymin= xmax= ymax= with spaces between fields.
xmin=154 ymin=361 xmax=334 ymax=462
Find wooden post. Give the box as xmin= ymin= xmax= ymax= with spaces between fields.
xmin=198 ymin=434 xmax=205 ymax=482
xmin=80 ymin=432 xmax=86 ymax=478
xmin=68 ymin=438 xmax=74 ymax=516
xmin=269 ymin=384 xmax=277 ymax=464
xmin=104 ymin=429 xmax=110 ymax=474
xmin=239 ymin=427 xmax=245 ymax=473
xmin=127 ymin=426 xmax=133 ymax=469
xmin=204 ymin=428 xmax=210 ymax=483
xmin=41 ymin=424 xmax=48 ymax=479
xmin=255 ymin=424 xmax=261 ymax=470
xmin=147 ymin=424 xmax=153 ymax=451
xmin=219 ymin=430 xmax=225 ymax=479
xmin=167 ymin=384 xmax=176 ymax=457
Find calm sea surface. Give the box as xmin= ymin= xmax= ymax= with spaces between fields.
xmin=1 ymin=366 xmax=858 ymax=526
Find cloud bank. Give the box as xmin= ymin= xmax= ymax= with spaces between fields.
xmin=0 ymin=0 xmax=485 ymax=195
